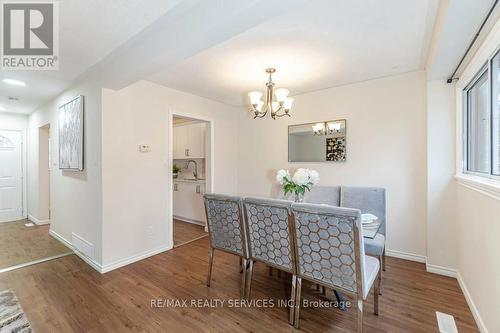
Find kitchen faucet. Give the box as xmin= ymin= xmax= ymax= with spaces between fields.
xmin=186 ymin=160 xmax=198 ymax=179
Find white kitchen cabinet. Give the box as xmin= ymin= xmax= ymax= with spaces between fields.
xmin=173 ymin=181 xmax=206 ymax=224
xmin=173 ymin=123 xmax=205 ymax=159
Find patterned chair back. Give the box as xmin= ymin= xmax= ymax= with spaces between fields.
xmin=340 ymin=186 xmax=386 ymax=235
xmin=290 ymin=203 xmax=365 ymax=295
xmin=204 ymin=193 xmax=247 ymax=258
xmin=242 ymin=197 xmax=294 ymax=273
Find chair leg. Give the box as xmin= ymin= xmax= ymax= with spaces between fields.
xmin=374 ymin=270 xmax=380 ymax=315
xmin=293 ymin=277 xmax=302 ymax=329
xmin=316 ymin=284 xmax=320 ymax=291
xmin=321 ymin=286 xmax=326 ymax=295
xmin=245 ymin=260 xmax=255 ymax=299
xmin=382 ymin=248 xmax=386 ymax=271
xmin=289 ymin=275 xmax=297 ymax=325
xmin=206 ymin=248 xmax=215 ymax=287
xmin=357 ymin=298 xmax=363 ymax=333
xmin=378 ymin=254 xmax=383 ymax=295
xmin=240 ymin=258 xmax=247 ymax=298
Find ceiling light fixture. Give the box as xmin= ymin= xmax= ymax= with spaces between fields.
xmin=0 ymin=106 xmax=5 ymax=111
xmin=2 ymin=78 xmax=26 ymax=86
xmin=248 ymin=68 xmax=294 ymax=120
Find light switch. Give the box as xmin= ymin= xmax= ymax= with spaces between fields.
xmin=139 ymin=144 xmax=151 ymax=152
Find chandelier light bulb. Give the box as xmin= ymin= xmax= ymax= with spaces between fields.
xmin=272 ymin=101 xmax=280 ymax=112
xmin=283 ymin=97 xmax=294 ymax=110
xmin=256 ymin=100 xmax=264 ymax=111
xmin=275 ymin=88 xmax=290 ymax=103
xmin=248 ymin=91 xmax=263 ymax=105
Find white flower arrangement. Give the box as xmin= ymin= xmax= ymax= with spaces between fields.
xmin=276 ymin=168 xmax=320 ymax=200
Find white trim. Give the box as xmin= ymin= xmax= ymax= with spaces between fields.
xmin=49 ymin=229 xmax=102 ymax=272
xmin=0 ymin=127 xmax=27 ymax=221
xmin=50 ymin=229 xmax=173 ymax=274
xmin=457 ymin=272 xmax=488 ymax=333
xmin=455 ymin=174 xmax=500 ymax=201
xmin=167 ymin=109 xmax=214 ymax=248
xmin=385 ymin=249 xmax=427 ymax=263
xmin=0 ymin=252 xmax=73 ymax=274
xmin=28 ymin=214 xmax=50 ymax=225
xmin=48 ymin=229 xmax=72 ymax=248
xmin=174 ymin=234 xmax=208 ymax=248
xmin=426 ymin=263 xmax=458 ymax=278
xmin=100 ymin=245 xmax=172 ymax=273
xmin=173 ymin=215 xmax=205 ymax=226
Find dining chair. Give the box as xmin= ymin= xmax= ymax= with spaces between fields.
xmin=290 ymin=203 xmax=380 ymax=332
xmin=203 ymin=193 xmax=248 ymax=298
xmin=303 ymin=185 xmax=341 ymax=206
xmin=340 ymin=187 xmax=386 ymax=273
xmin=242 ymin=197 xmax=296 ymax=324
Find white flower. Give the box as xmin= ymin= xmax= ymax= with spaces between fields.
xmin=276 ymin=169 xmax=290 ymax=185
xmin=308 ymin=169 xmax=320 ymax=185
xmin=292 ymin=168 xmax=309 ymax=186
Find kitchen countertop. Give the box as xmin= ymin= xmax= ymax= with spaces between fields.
xmin=173 ymin=178 xmax=206 ymax=184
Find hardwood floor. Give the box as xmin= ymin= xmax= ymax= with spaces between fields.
xmin=0 ymin=237 xmax=478 ymax=332
xmin=173 ymin=219 xmax=207 ymax=247
xmin=0 ymin=219 xmax=72 ymax=270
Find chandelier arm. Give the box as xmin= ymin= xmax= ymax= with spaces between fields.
xmin=273 ymin=112 xmax=291 ymax=118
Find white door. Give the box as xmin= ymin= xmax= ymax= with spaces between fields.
xmin=0 ymin=130 xmax=23 ymax=222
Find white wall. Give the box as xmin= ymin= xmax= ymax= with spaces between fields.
xmin=28 ymin=80 xmax=103 ymax=264
xmin=450 ymin=17 xmax=500 ymax=333
xmin=237 ymin=71 xmax=427 ymax=257
xmin=101 ymin=80 xmax=239 ymax=268
xmin=0 ymin=112 xmax=28 ymax=129
xmin=426 ymin=80 xmax=457 ymax=269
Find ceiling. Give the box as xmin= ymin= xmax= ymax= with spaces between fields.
xmin=149 ymin=0 xmax=439 ymax=106
xmin=0 ymin=0 xmax=182 ymax=114
xmin=1 ymin=0 xmax=496 ymax=114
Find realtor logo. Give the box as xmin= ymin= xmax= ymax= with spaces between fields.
xmin=1 ymin=1 xmax=59 ymax=70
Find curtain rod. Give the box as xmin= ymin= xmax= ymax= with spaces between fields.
xmin=447 ymin=0 xmax=499 ymax=83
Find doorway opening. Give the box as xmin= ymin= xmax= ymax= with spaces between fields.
xmin=168 ymin=113 xmax=213 ymax=248
xmin=0 ymin=123 xmax=72 ymax=273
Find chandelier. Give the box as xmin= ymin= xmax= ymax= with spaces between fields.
xmin=248 ymin=68 xmax=294 ymax=119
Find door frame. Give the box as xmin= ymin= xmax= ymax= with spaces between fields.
xmin=0 ymin=128 xmax=27 ymax=223
xmin=167 ymin=109 xmax=214 ymax=248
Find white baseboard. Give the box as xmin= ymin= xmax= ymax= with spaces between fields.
xmin=457 ymin=272 xmax=488 ymax=333
xmin=49 ymin=229 xmax=173 ymax=274
xmin=426 ymin=263 xmax=458 ymax=278
xmin=385 ymin=249 xmax=427 ymax=263
xmin=100 ymin=245 xmax=172 ymax=273
xmin=49 ymin=229 xmax=105 ymax=273
xmin=173 ymin=215 xmax=205 ymax=226
xmin=28 ymin=214 xmax=50 ymax=225
xmin=49 ymin=229 xmax=72 ymax=248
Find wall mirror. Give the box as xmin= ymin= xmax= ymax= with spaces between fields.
xmin=288 ymin=119 xmax=346 ymax=162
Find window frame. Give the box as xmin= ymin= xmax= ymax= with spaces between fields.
xmin=462 ymin=48 xmax=500 ymax=182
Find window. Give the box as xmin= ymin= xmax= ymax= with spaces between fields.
xmin=491 ymin=51 xmax=500 ymax=175
xmin=464 ymin=50 xmax=500 ymax=178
